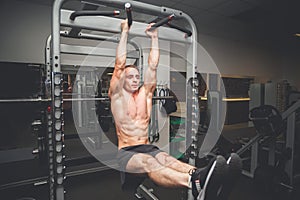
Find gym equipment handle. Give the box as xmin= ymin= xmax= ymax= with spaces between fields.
xmin=125 ymin=3 xmax=132 ymax=27
xmin=167 ymin=22 xmax=192 ymax=37
xmin=149 ymin=14 xmax=175 ymax=31
xmin=70 ymin=10 xmax=120 ymax=21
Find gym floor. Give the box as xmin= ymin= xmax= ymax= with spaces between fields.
xmin=0 ymin=168 xmax=263 ymax=200
xmin=64 ymin=168 xmax=262 ymax=200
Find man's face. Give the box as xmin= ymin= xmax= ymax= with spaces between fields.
xmin=124 ymin=67 xmax=140 ymax=93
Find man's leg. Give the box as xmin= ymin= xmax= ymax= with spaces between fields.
xmin=154 ymin=152 xmax=196 ymax=173
xmin=126 ymin=152 xmax=229 ymax=200
xmin=154 ymin=151 xmax=233 ymax=198
xmin=153 ymin=152 xmax=230 ymax=199
xmin=126 ymin=153 xmax=190 ymax=188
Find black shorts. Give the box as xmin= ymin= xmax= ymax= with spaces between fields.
xmin=117 ymin=144 xmax=164 ymax=192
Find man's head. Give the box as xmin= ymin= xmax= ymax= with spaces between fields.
xmin=124 ymin=65 xmax=140 ymax=93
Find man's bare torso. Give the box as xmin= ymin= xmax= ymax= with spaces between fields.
xmin=110 ymin=87 xmax=152 ymax=149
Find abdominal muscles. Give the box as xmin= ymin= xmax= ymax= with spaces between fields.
xmin=111 ymin=95 xmax=151 ymax=149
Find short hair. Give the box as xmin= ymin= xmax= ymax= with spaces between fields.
xmin=125 ymin=65 xmax=140 ymax=73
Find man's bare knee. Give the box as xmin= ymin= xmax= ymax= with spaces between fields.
xmin=126 ymin=153 xmax=162 ymax=173
xmin=155 ymin=152 xmax=177 ymax=166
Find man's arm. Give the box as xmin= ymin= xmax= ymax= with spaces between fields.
xmin=143 ymin=24 xmax=159 ymax=97
xmin=109 ymin=20 xmax=129 ymax=97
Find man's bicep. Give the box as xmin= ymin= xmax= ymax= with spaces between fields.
xmin=143 ymin=84 xmax=156 ymax=100
xmin=144 ymin=67 xmax=156 ymax=85
xmin=144 ymin=67 xmax=156 ymax=94
xmin=109 ymin=69 xmax=124 ymax=95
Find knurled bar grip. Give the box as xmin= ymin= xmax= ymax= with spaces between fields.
xmin=70 ymin=10 xmax=120 ymax=20
xmin=167 ymin=22 xmax=192 ymax=37
xmin=149 ymin=14 xmax=175 ymax=31
xmin=125 ymin=3 xmax=132 ymax=27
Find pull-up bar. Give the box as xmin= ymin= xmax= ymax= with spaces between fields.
xmin=69 ymin=7 xmax=191 ymax=37
xmin=61 ymin=9 xmax=191 ymax=43
xmin=84 ymin=0 xmax=183 ymax=18
xmin=69 ymin=10 xmax=120 ymax=20
xmin=125 ymin=3 xmax=132 ymax=27
xmin=149 ymin=14 xmax=175 ymax=31
xmin=147 ymin=14 xmax=192 ymax=37
xmin=167 ymin=22 xmax=192 ymax=37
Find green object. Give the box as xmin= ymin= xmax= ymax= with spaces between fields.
xmin=170 ymin=135 xmax=185 ymax=143
xmin=170 ymin=118 xmax=185 ymax=125
xmin=171 ymin=151 xmax=185 ymax=159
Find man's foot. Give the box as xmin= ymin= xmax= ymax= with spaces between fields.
xmin=227 ymin=153 xmax=242 ymax=176
xmin=217 ymin=153 xmax=242 ymax=200
xmin=191 ymin=155 xmax=228 ymax=200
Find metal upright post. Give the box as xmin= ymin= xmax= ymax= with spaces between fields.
xmin=45 ymin=34 xmax=55 ymax=200
xmin=282 ymin=100 xmax=300 ymax=185
xmin=52 ymin=1 xmax=66 ymax=199
xmin=285 ymin=112 xmax=296 ymax=185
xmin=183 ymin=12 xmax=199 ymax=200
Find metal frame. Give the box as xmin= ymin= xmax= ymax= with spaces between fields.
xmin=60 ymin=9 xmax=191 ymax=44
xmin=240 ymin=100 xmax=300 ymax=184
xmin=52 ymin=1 xmax=198 ymax=200
xmin=282 ymin=99 xmax=300 ymax=186
xmin=237 ymin=134 xmax=261 ymax=178
xmin=60 ymin=31 xmax=143 ymax=78
xmin=61 ymin=31 xmax=144 ymax=69
xmin=60 ymin=44 xmax=139 ymax=59
xmin=45 ymin=30 xmax=152 ymax=200
xmin=243 ymin=100 xmax=300 ymax=185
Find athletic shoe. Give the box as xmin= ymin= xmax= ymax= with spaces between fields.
xmin=191 ymin=155 xmax=228 ymax=200
xmin=217 ymin=153 xmax=242 ymax=200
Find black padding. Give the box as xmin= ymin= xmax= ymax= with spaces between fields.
xmin=249 ymin=105 xmax=283 ymax=136
xmin=160 ymin=89 xmax=177 ymax=114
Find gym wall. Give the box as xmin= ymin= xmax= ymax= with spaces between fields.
xmin=0 ymin=0 xmax=51 ymax=63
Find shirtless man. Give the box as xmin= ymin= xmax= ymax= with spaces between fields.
xmin=109 ymin=19 xmax=241 ymax=199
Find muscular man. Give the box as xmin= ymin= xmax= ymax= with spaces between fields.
xmin=109 ymin=19 xmax=241 ymax=199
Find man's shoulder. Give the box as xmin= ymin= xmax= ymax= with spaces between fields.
xmin=109 ymin=90 xmax=124 ymax=101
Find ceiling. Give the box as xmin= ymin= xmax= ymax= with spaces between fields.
xmin=20 ymin=0 xmax=300 ymax=45
xmin=137 ymin=0 xmax=300 ymax=44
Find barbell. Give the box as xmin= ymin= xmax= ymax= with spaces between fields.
xmin=0 ymin=96 xmax=174 ymax=103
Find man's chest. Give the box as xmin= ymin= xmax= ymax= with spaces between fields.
xmin=125 ymin=95 xmax=147 ymax=118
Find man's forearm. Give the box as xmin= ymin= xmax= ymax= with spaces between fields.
xmin=148 ymin=36 xmax=159 ymax=70
xmin=115 ymin=31 xmax=128 ymax=68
